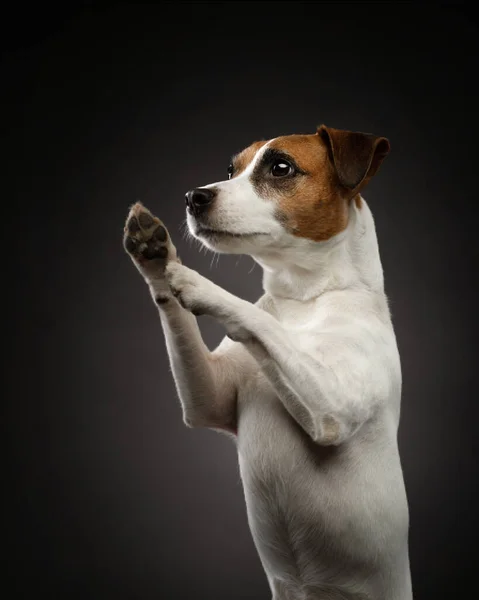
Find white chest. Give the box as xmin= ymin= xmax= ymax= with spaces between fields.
xmin=267 ymin=297 xmax=320 ymax=331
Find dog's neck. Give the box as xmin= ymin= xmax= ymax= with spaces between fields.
xmin=253 ymin=197 xmax=385 ymax=302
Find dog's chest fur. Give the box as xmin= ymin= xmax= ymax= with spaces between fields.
xmin=232 ymin=293 xmax=407 ymax=597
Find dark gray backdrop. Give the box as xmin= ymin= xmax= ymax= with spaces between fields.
xmin=3 ymin=2 xmax=478 ymax=599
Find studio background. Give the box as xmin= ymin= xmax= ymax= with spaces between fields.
xmin=3 ymin=2 xmax=478 ymax=599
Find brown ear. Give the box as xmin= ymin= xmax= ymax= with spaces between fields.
xmin=317 ymin=125 xmax=390 ymax=192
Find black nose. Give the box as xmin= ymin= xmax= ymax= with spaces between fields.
xmin=185 ymin=188 xmax=215 ymax=216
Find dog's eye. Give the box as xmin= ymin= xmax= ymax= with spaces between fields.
xmin=227 ymin=164 xmax=234 ymax=180
xmin=271 ymin=160 xmax=294 ymax=177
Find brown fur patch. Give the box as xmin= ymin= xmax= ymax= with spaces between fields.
xmin=354 ymin=194 xmax=363 ymax=209
xmin=268 ymin=134 xmax=350 ymax=242
xmin=232 ymin=140 xmax=267 ymax=176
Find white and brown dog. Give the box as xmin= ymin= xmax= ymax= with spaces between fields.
xmin=123 ymin=125 xmax=412 ymax=600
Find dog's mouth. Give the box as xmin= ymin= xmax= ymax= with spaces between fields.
xmin=195 ymin=226 xmax=268 ymax=239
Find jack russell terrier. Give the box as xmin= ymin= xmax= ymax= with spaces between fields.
xmin=123 ymin=125 xmax=413 ymax=600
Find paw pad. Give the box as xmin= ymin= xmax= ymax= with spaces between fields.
xmin=123 ymin=203 xmax=172 ymax=264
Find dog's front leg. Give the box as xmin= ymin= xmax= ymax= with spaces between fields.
xmin=166 ymin=262 xmax=375 ymax=446
xmin=123 ymin=203 xmax=237 ymax=434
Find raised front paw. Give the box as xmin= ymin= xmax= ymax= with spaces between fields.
xmin=165 ymin=262 xmax=217 ymax=316
xmin=123 ymin=202 xmax=179 ymax=290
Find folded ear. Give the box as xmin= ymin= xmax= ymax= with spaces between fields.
xmin=317 ymin=125 xmax=390 ymax=192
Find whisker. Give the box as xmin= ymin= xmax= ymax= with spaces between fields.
xmin=209 ymin=252 xmax=216 ymax=270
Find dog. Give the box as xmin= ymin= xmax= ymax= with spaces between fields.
xmin=123 ymin=124 xmax=413 ymax=600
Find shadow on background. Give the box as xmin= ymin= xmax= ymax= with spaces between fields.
xmin=3 ymin=2 xmax=478 ymax=599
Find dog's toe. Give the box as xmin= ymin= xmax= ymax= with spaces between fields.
xmin=152 ymin=224 xmax=168 ymax=242
xmin=124 ymin=236 xmax=139 ymax=253
xmin=138 ymin=211 xmax=155 ymax=229
xmin=123 ymin=203 xmax=177 ymax=276
xmin=127 ymin=215 xmax=140 ymax=233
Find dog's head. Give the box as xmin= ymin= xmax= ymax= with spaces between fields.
xmin=185 ymin=125 xmax=390 ymax=255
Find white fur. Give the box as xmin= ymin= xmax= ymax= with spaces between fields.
xmin=186 ymin=140 xmax=286 ymax=255
xmin=129 ymin=149 xmax=413 ymax=599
